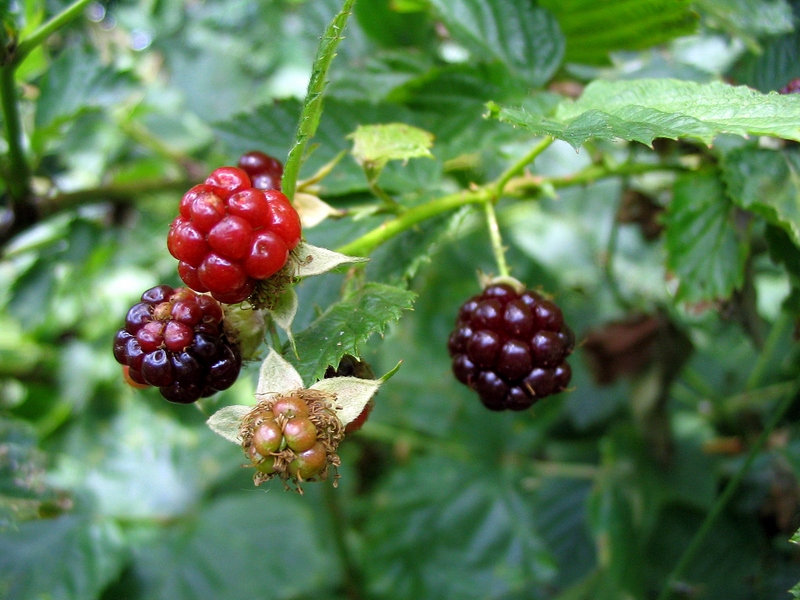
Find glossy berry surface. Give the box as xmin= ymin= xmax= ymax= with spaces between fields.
xmin=448 ymin=283 xmax=574 ymax=411
xmin=113 ymin=285 xmax=241 ymax=403
xmin=237 ymin=150 xmax=284 ymax=192
xmin=168 ymin=165 xmax=301 ymax=304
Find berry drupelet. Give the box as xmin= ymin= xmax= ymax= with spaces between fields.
xmin=168 ymin=166 xmax=301 ymax=305
xmin=113 ymin=285 xmax=242 ymax=403
xmin=448 ymin=282 xmax=574 ymax=411
xmin=237 ymin=151 xmax=284 ymax=192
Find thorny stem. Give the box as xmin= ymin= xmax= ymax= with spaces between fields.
xmin=324 ymin=483 xmax=364 ymax=600
xmin=657 ymin=377 xmax=800 ymax=600
xmin=483 ymin=200 xmax=510 ymax=277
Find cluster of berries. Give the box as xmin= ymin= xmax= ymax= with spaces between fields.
xmin=113 ymin=285 xmax=241 ymax=403
xmin=448 ymin=282 xmax=574 ymax=411
xmin=168 ymin=158 xmax=301 ymax=305
xmin=241 ymin=392 xmax=344 ymax=489
xmin=115 ymin=151 xmax=298 ymax=404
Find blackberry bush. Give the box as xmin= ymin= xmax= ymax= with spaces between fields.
xmin=113 ymin=285 xmax=242 ymax=403
xmin=448 ymin=280 xmax=574 ymax=411
xmin=168 ymin=166 xmax=302 ymax=304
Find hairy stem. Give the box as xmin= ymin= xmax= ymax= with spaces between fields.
xmin=657 ymin=377 xmax=800 ymax=600
xmin=282 ymin=0 xmax=357 ymax=201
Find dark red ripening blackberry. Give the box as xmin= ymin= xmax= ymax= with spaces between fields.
xmin=113 ymin=285 xmax=241 ymax=403
xmin=237 ymin=151 xmax=284 ymax=192
xmin=780 ymin=77 xmax=800 ymax=94
xmin=448 ymin=282 xmax=574 ymax=411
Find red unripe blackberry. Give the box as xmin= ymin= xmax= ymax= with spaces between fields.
xmin=448 ymin=282 xmax=574 ymax=411
xmin=169 ymin=166 xmax=301 ymax=304
xmin=237 ymin=151 xmax=284 ymax=191
xmin=113 ymin=285 xmax=242 ymax=404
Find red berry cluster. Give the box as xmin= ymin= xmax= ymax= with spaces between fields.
xmin=168 ymin=165 xmax=301 ymax=305
xmin=238 ymin=150 xmax=284 ymax=191
xmin=113 ymin=285 xmax=241 ymax=404
xmin=448 ymin=283 xmax=574 ymax=411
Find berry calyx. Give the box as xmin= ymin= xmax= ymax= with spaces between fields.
xmin=448 ymin=281 xmax=574 ymax=411
xmin=239 ymin=390 xmax=344 ymax=492
xmin=169 ymin=165 xmax=301 ymax=305
xmin=113 ymin=285 xmax=242 ymax=403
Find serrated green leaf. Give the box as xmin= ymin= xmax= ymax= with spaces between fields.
xmin=289 ymin=282 xmax=416 ymax=383
xmin=664 ymin=172 xmax=748 ymax=302
xmin=429 ymin=0 xmax=564 ymax=87
xmin=487 ymin=79 xmax=800 ymax=148
xmin=539 ymin=0 xmax=697 ymax=65
xmin=350 ymin=123 xmax=434 ymax=170
xmin=0 ymin=514 xmax=128 ymax=600
xmin=721 ymin=147 xmax=800 ymax=245
xmin=131 ymin=494 xmax=337 ymax=600
xmin=363 ymin=455 xmax=556 ymax=599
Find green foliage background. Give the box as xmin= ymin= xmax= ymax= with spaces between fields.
xmin=3 ymin=0 xmax=800 ymax=599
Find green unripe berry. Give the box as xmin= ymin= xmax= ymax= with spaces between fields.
xmin=283 ymin=417 xmax=318 ymax=453
xmin=252 ymin=421 xmax=283 ymax=456
xmin=288 ymin=442 xmax=327 ymax=480
xmin=272 ymin=395 xmax=310 ymax=419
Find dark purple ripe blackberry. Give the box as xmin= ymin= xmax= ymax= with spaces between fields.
xmin=113 ymin=285 xmax=241 ymax=404
xmin=448 ymin=282 xmax=574 ymax=411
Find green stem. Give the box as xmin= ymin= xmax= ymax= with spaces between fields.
xmin=281 ymin=0 xmax=357 ymax=201
xmin=336 ymin=161 xmax=685 ymax=258
xmin=657 ymin=377 xmax=800 ymax=600
xmin=484 ymin=200 xmax=509 ymax=277
xmin=603 ymin=216 xmax=631 ymax=310
xmin=495 ymin=136 xmax=553 ymax=196
xmin=324 ymin=484 xmax=364 ymax=600
xmin=336 ymin=186 xmax=492 ymax=256
xmin=0 ymin=64 xmax=34 ymax=219
xmin=13 ymin=0 xmax=94 ymax=67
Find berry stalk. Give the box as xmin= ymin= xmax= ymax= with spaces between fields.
xmin=483 ymin=200 xmax=510 ymax=278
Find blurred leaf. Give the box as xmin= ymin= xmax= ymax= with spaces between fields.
xmin=354 ymin=0 xmax=435 ymax=47
xmin=487 ymin=79 xmax=800 ymax=148
xmin=130 ymin=493 xmax=338 ymax=600
xmin=0 ymin=513 xmax=128 ymax=600
xmin=289 ymin=282 xmax=416 ymax=383
xmin=429 ymin=0 xmax=565 ymax=87
xmin=730 ymin=26 xmax=800 ymax=92
xmin=52 ymin=400 xmax=237 ymax=520
xmin=350 ymin=123 xmax=434 ymax=170
xmin=697 ymin=0 xmax=794 ymax=38
xmin=721 ymin=146 xmax=800 ymax=245
xmin=539 ymin=0 xmax=698 ymax=65
xmin=766 ymin=225 xmax=800 ymax=280
xmin=34 ymin=44 xmax=137 ymax=130
xmin=363 ymin=455 xmax=556 ymax=599
xmin=664 ymin=171 xmax=748 ymax=302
